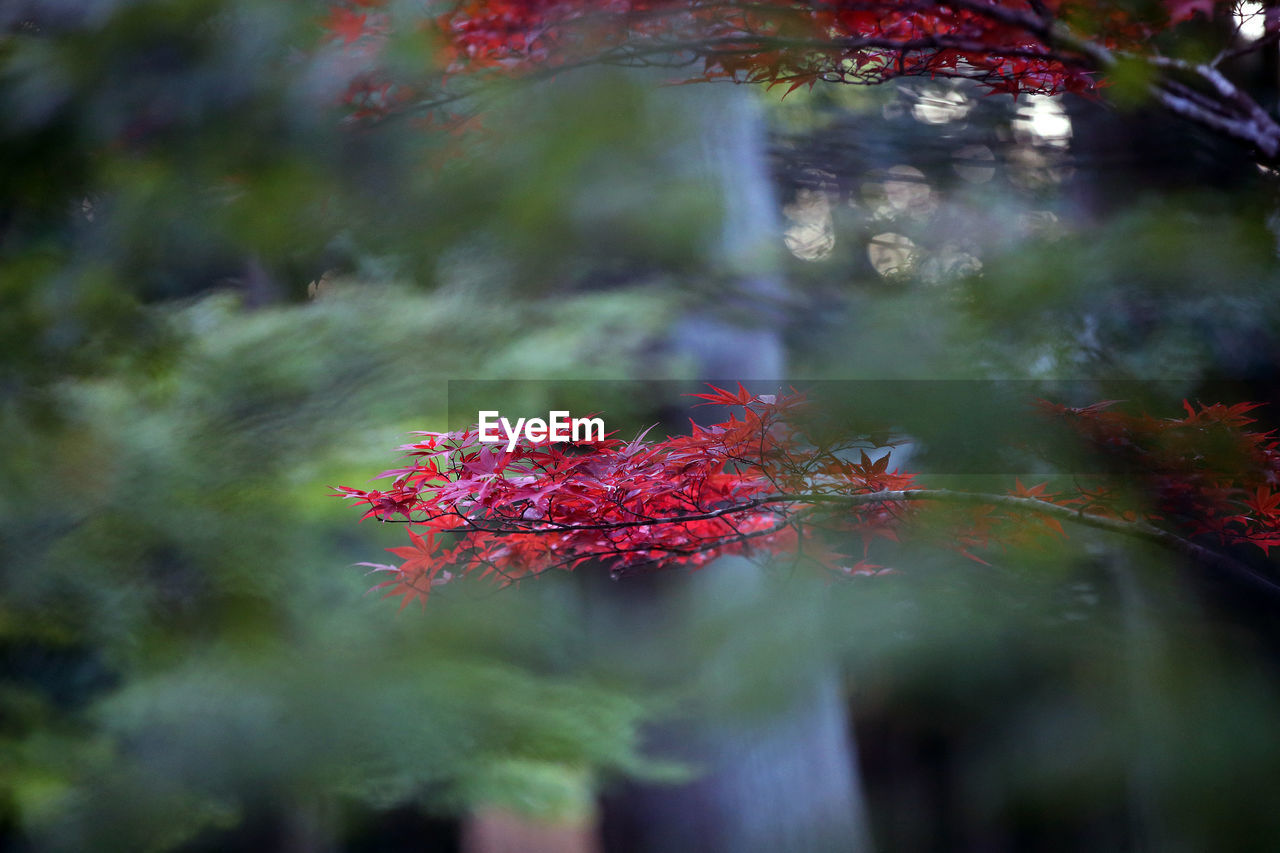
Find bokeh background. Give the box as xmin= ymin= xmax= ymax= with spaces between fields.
xmin=4 ymin=2 xmax=1280 ymax=851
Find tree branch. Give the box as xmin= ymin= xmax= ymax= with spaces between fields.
xmin=381 ymin=488 xmax=1280 ymax=597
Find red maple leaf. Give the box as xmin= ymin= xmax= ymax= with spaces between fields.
xmin=323 ymin=7 xmax=370 ymax=46
xmin=339 ymin=387 xmax=1280 ymax=608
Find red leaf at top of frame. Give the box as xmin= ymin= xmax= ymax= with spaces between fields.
xmin=1178 ymin=399 xmax=1263 ymax=427
xmin=323 ymin=7 xmax=372 ymax=46
xmin=1247 ymin=485 xmax=1280 ymax=520
xmin=687 ymin=382 xmax=759 ymax=407
xmin=1011 ymin=478 xmax=1055 ymax=500
xmin=1165 ymin=0 xmax=1219 ymax=24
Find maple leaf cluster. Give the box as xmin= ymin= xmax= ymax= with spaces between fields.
xmin=318 ymin=0 xmax=1229 ymax=119
xmin=335 ymin=386 xmax=916 ymax=608
xmin=1038 ymin=398 xmax=1280 ymax=554
xmin=337 ymin=387 xmax=1280 ymax=610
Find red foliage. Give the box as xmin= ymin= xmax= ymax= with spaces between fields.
xmin=1038 ymin=398 xmax=1280 ymax=553
xmin=336 ymin=387 xmax=913 ymax=606
xmin=337 ymin=387 xmax=1280 ymax=609
xmin=319 ymin=0 xmax=1230 ymax=119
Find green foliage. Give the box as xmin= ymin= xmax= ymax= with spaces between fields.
xmin=4 ymin=0 xmax=1280 ymax=849
xmin=0 ymin=284 xmax=685 ymax=845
